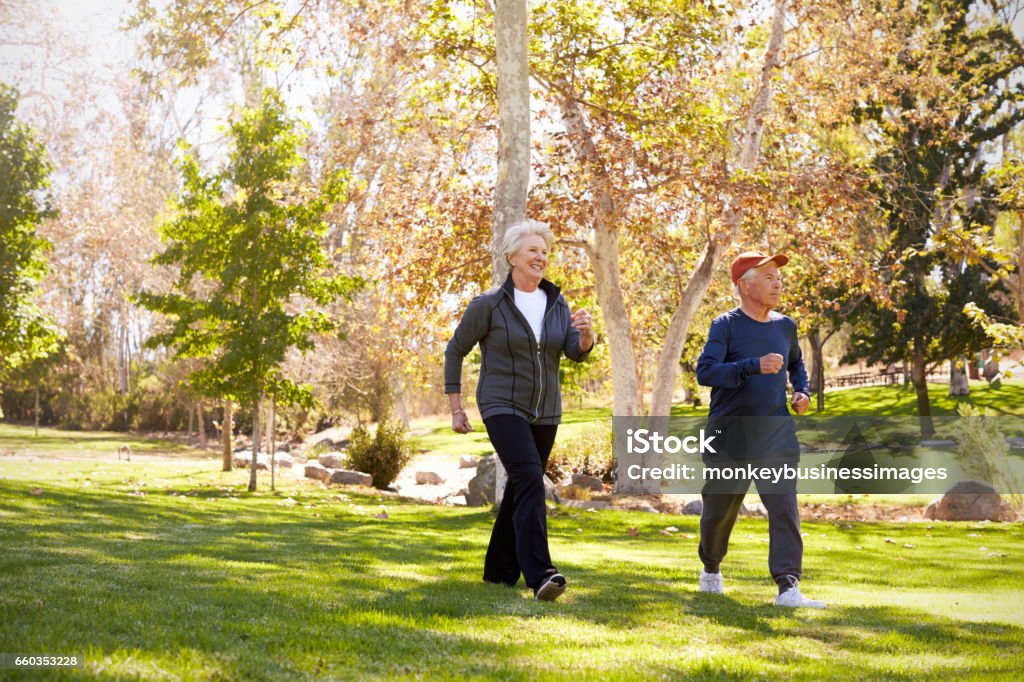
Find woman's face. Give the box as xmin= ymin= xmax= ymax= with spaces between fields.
xmin=508 ymin=234 xmax=549 ymax=279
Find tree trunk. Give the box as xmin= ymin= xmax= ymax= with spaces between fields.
xmin=807 ymin=328 xmax=827 ymax=412
xmin=912 ymin=340 xmax=935 ymax=438
xmin=555 ymin=82 xmax=641 ymax=419
xmin=269 ymin=396 xmax=277 ymax=492
xmin=647 ymin=0 xmax=788 ymax=418
xmin=592 ymin=221 xmax=642 ymax=419
xmin=34 ymin=385 xmax=40 ymax=437
xmin=492 ymin=0 xmax=530 ymax=285
xmin=187 ymin=401 xmax=194 ymax=439
xmin=222 ymin=399 xmax=233 ymax=472
xmin=265 ymin=400 xmax=273 ymax=450
xmin=197 ymin=402 xmax=207 ymax=448
xmin=249 ymin=394 xmax=262 ymax=492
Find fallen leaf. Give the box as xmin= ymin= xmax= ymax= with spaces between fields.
xmin=903 ymin=544 xmax=915 ymax=549
xmin=659 ymin=530 xmax=673 ymax=537
xmin=374 ymin=510 xmax=389 ymax=520
xmin=29 ymin=488 xmax=42 ymax=495
xmin=628 ymin=527 xmax=639 ymax=537
xmin=664 ymin=526 xmax=679 ymax=533
xmin=884 ymin=537 xmax=896 ymax=544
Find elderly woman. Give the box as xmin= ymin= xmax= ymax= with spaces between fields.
xmin=444 ymin=219 xmax=594 ymax=601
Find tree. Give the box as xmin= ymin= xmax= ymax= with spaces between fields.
xmin=842 ymin=0 xmax=1024 ymax=434
xmin=0 ymin=83 xmax=62 ymax=416
xmin=492 ymin=0 xmax=530 ymax=284
xmin=137 ymin=90 xmax=360 ymax=491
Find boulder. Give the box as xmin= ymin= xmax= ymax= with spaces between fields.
xmin=232 ymin=451 xmax=270 ymax=470
xmin=571 ymin=473 xmax=605 ymax=492
xmin=304 ymin=463 xmax=331 ymax=482
xmin=923 ymin=498 xmax=940 ymax=520
xmin=931 ymin=480 xmax=1003 ymax=521
xmin=682 ymin=499 xmax=704 ymax=516
xmin=318 ymin=452 xmax=346 ymax=469
xmin=464 ymin=456 xmax=558 ymax=507
xmin=741 ymin=503 xmax=767 ymax=517
xmin=544 ymin=475 xmax=560 ymax=505
xmin=415 ymin=471 xmax=445 ymax=485
xmin=465 ymin=455 xmax=498 ymax=507
xmin=329 ymin=470 xmax=374 ymax=487
xmin=459 ymin=455 xmax=479 ymax=469
xmin=271 ymin=453 xmax=293 ymax=468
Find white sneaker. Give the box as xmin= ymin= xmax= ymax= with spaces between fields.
xmin=775 ymin=579 xmax=825 ymax=609
xmin=699 ymin=570 xmax=724 ymax=594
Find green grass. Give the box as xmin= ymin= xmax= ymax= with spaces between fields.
xmin=0 ymin=423 xmax=194 ymax=458
xmin=817 ymin=379 xmax=1024 ymax=417
xmin=1 ymin=445 xmax=1023 ymax=680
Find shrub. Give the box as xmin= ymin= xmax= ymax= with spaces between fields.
xmin=546 ymin=421 xmax=615 ymax=484
xmin=345 ymin=419 xmax=415 ymax=489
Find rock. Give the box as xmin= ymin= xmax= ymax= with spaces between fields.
xmin=318 ymin=452 xmax=346 ymax=469
xmin=544 ymin=475 xmax=560 ymax=504
xmin=271 ymin=453 xmax=293 ymax=468
xmin=683 ymin=499 xmax=704 ymax=516
xmin=494 ymin=458 xmax=508 ymax=506
xmin=571 ymin=473 xmax=604 ymax=492
xmin=932 ymin=480 xmax=1003 ymax=521
xmin=304 ymin=463 xmax=331 ymax=482
xmin=466 ymin=455 xmax=498 ymax=507
xmin=620 ymin=501 xmax=660 ymax=513
xmin=329 ymin=470 xmax=374 ymax=487
xmin=459 ymin=455 xmax=479 ymax=469
xmin=923 ymin=498 xmax=940 ymax=520
xmin=999 ymin=501 xmax=1020 ymax=522
xmin=415 ymin=471 xmax=445 ymax=485
xmin=562 ymin=500 xmax=613 ymax=510
xmin=741 ymin=503 xmax=767 ymax=517
xmin=464 ymin=456 xmax=555 ymax=506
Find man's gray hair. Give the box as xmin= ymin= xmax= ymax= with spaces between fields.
xmin=498 ymin=219 xmax=555 ymax=262
xmin=733 ymin=262 xmax=766 ymax=299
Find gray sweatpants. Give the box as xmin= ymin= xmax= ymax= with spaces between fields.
xmin=698 ymin=475 xmax=802 ymax=583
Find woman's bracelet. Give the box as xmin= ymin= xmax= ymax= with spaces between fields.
xmin=451 ymin=408 xmax=465 ymax=416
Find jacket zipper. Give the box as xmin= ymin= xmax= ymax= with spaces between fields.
xmin=533 ymin=304 xmax=554 ymax=420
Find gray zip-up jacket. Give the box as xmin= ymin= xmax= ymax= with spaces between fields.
xmin=444 ymin=274 xmax=591 ymax=425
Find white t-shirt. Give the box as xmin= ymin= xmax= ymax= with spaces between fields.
xmin=514 ymin=287 xmax=547 ymax=343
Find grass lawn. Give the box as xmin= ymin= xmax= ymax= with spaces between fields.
xmin=1 ymin=432 xmax=1022 ymax=680
xmin=0 ymin=424 xmax=195 ymax=459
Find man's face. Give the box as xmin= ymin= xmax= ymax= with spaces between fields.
xmin=739 ymin=262 xmax=782 ymax=309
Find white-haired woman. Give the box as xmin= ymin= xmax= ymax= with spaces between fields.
xmin=444 ymin=219 xmax=595 ymax=601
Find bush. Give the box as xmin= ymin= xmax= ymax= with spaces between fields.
xmin=546 ymin=421 xmax=615 ymax=484
xmin=345 ymin=419 xmax=415 ymax=489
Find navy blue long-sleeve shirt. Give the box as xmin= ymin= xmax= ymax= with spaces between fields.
xmin=696 ymin=308 xmax=809 ymax=418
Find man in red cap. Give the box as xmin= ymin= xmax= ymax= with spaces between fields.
xmin=694 ymin=250 xmax=824 ymax=608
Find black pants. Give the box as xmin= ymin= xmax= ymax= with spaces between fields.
xmin=698 ymin=467 xmax=802 ymax=584
xmin=482 ymin=414 xmax=559 ymax=590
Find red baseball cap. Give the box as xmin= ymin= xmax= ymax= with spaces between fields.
xmin=730 ymin=251 xmax=789 ymax=284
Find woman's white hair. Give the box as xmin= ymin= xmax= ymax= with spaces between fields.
xmin=498 ymin=219 xmax=555 ymax=263
xmin=732 ymin=262 xmax=765 ymax=299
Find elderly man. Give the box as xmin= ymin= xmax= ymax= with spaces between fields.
xmin=694 ymin=250 xmax=824 ymax=608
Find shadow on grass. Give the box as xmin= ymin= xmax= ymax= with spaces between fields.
xmin=1 ymin=481 xmax=1022 ymax=680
